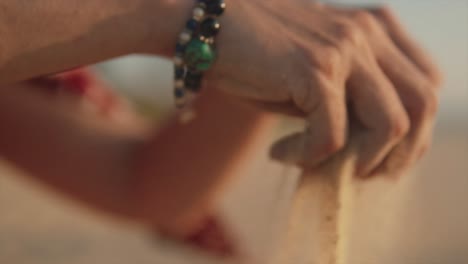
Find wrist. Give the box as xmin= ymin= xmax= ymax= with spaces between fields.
xmin=148 ymin=0 xmax=227 ymax=108
xmin=141 ymin=0 xmax=195 ymax=56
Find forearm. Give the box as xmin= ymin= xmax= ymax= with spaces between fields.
xmin=0 ymin=0 xmax=192 ymax=84
xmin=0 ymin=82 xmax=274 ymax=232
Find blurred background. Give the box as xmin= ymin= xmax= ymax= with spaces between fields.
xmin=1 ymin=0 xmax=467 ymax=263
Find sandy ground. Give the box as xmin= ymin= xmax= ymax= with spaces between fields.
xmin=0 ymin=124 xmax=467 ymax=264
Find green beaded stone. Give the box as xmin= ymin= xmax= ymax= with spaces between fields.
xmin=184 ymin=39 xmax=216 ymax=71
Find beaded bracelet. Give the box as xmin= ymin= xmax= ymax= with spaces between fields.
xmin=173 ymin=0 xmax=226 ymax=109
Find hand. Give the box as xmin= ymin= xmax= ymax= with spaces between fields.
xmin=0 ymin=70 xmax=273 ymax=254
xmin=207 ymin=1 xmax=442 ymax=177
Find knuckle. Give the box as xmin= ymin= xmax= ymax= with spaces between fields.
xmin=429 ymin=67 xmax=444 ymax=88
xmin=383 ymin=113 xmax=410 ymax=140
xmin=292 ymin=83 xmax=313 ymax=112
xmin=314 ymin=45 xmax=343 ymax=78
xmin=418 ymin=142 xmax=432 ymax=159
xmin=321 ymin=45 xmax=342 ymax=65
xmin=423 ymin=91 xmax=439 ymax=116
xmin=321 ymin=103 xmax=347 ymax=155
xmin=321 ymin=132 xmax=346 ymax=155
xmin=373 ymin=5 xmax=395 ymax=21
xmin=410 ymin=89 xmax=439 ymax=120
xmin=334 ymin=20 xmax=362 ymax=46
xmin=352 ymin=10 xmax=380 ymax=31
xmin=291 ymin=72 xmax=320 ymax=113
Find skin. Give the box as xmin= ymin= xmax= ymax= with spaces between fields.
xmin=0 ymin=0 xmax=442 ymax=254
xmin=0 ymin=78 xmax=275 ymax=251
xmin=210 ymin=1 xmax=442 ymax=177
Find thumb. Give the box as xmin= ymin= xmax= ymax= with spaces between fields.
xmin=270 ymin=132 xmax=308 ymax=165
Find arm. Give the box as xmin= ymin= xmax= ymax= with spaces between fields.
xmin=0 ymin=0 xmax=191 ymax=84
xmin=0 ymin=0 xmax=442 ymax=179
xmin=0 ymin=81 xmax=275 ymax=235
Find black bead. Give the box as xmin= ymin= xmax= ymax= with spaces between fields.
xmin=175 ymin=43 xmax=186 ymax=53
xmin=198 ymin=0 xmax=213 ymax=4
xmin=174 ymin=67 xmax=185 ymax=79
xmin=186 ymin=19 xmax=199 ymax=31
xmin=205 ymin=0 xmax=225 ymax=16
xmin=184 ymin=71 xmax=203 ymax=92
xmin=174 ymin=88 xmax=185 ymax=98
xmin=200 ymin=18 xmax=220 ymax=38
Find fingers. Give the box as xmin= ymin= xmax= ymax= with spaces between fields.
xmin=348 ymin=61 xmax=410 ymax=177
xmin=374 ymin=40 xmax=439 ymax=177
xmin=271 ymin=73 xmax=347 ymax=168
xmin=219 ymin=2 xmax=440 ymax=179
xmin=368 ymin=7 xmax=443 ymax=86
xmin=323 ymin=5 xmax=440 ymax=177
xmin=326 ymin=5 xmax=442 ymax=86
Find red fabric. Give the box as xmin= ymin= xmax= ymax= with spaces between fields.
xmin=30 ymin=68 xmax=119 ymax=116
xmin=184 ymin=216 xmax=237 ymax=257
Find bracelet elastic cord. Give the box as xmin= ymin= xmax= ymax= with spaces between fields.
xmin=173 ymin=0 xmax=226 ymax=108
